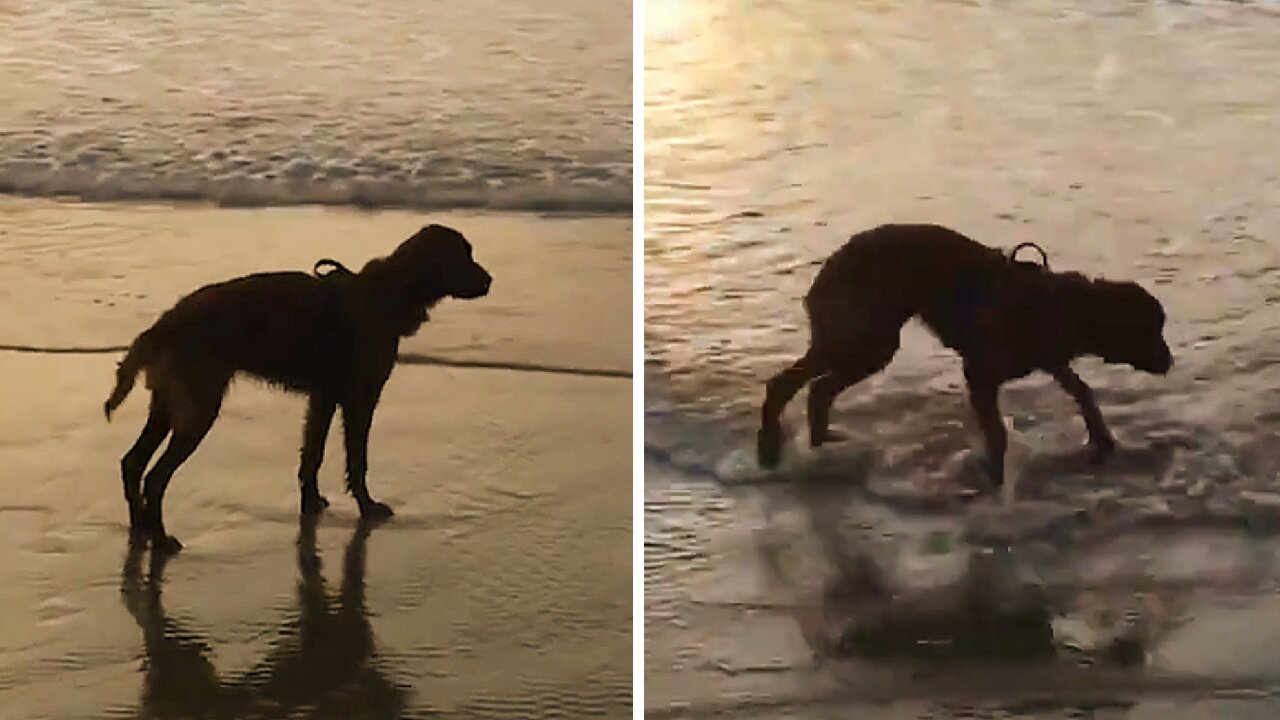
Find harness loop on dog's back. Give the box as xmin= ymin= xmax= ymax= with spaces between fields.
xmin=1009 ymin=242 xmax=1050 ymax=270
xmin=313 ymin=258 xmax=353 ymax=278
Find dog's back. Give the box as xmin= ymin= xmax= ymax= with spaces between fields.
xmin=804 ymin=224 xmax=1008 ymax=346
xmin=165 ymin=271 xmax=354 ymax=389
xmin=811 ymin=224 xmax=1000 ymax=288
xmin=106 ymin=271 xmax=349 ymax=416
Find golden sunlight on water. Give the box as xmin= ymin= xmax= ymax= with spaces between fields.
xmin=645 ymin=1 xmax=1280 ymax=716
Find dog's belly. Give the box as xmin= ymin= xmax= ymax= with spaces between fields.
xmin=920 ymin=299 xmax=1054 ymax=382
xmin=239 ymin=360 xmax=328 ymax=394
xmin=232 ymin=340 xmax=347 ymax=394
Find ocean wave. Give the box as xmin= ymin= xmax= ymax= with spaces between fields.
xmin=0 ymin=148 xmax=630 ymax=213
xmin=0 ymin=0 xmax=631 ymax=214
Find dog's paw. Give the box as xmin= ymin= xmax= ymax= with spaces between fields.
xmin=300 ymin=494 xmax=331 ymax=516
xmin=983 ymin=458 xmax=1005 ymax=490
xmin=1088 ymin=436 xmax=1118 ymax=467
xmin=757 ymin=429 xmax=783 ymax=469
xmin=812 ymin=427 xmax=851 ymax=447
xmin=360 ymin=501 xmax=394 ymax=520
xmin=152 ymin=534 xmax=184 ymax=555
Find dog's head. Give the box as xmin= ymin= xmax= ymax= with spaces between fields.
xmin=384 ymin=224 xmax=493 ymax=303
xmin=1087 ymin=279 xmax=1172 ymax=375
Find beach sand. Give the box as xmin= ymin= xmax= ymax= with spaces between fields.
xmin=0 ymin=198 xmax=631 ymax=719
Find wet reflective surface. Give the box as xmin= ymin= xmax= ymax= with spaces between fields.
xmin=120 ymin=518 xmax=408 ymax=719
xmin=645 ymin=0 xmax=1280 ymax=716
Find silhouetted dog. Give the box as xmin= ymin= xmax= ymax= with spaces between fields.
xmin=105 ymin=224 xmax=492 ymax=552
xmin=758 ymin=223 xmax=1171 ymax=488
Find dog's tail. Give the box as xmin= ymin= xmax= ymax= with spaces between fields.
xmin=104 ymin=329 xmax=158 ymax=420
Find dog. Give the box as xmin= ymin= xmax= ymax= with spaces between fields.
xmin=757 ymin=223 xmax=1172 ymax=488
xmin=105 ymin=224 xmax=492 ymax=552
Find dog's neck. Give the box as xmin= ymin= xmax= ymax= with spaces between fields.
xmin=352 ymin=260 xmax=449 ymax=338
xmin=1060 ymin=274 xmax=1120 ymax=360
xmin=397 ymin=297 xmax=443 ymax=337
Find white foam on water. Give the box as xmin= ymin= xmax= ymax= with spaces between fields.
xmin=0 ymin=0 xmax=630 ymax=212
xmin=715 ymin=423 xmax=877 ymax=486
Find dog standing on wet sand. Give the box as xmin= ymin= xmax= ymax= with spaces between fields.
xmin=104 ymin=224 xmax=492 ymax=553
xmin=757 ymin=223 xmax=1173 ymax=488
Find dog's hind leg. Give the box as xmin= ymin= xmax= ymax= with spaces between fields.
xmin=1049 ymin=366 xmax=1116 ymax=466
xmin=341 ymin=400 xmax=393 ymax=520
xmin=758 ymin=353 xmax=819 ymax=468
xmin=298 ymin=395 xmax=337 ymax=516
xmin=141 ymin=380 xmax=225 ymax=553
xmin=806 ymin=332 xmax=900 ymax=449
xmin=121 ymin=394 xmax=171 ymax=538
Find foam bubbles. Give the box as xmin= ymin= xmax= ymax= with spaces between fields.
xmin=0 ymin=0 xmax=630 ymax=213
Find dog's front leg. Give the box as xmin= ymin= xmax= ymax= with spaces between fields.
xmin=964 ymin=374 xmax=1008 ymax=488
xmin=341 ymin=399 xmax=393 ymax=519
xmin=1049 ymin=367 xmax=1116 ymax=466
xmin=299 ymin=396 xmax=337 ymax=515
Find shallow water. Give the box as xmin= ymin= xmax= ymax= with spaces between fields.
xmin=0 ymin=0 xmax=631 ymax=212
xmin=645 ymin=0 xmax=1280 ymax=715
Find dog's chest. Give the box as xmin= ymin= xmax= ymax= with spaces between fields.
xmin=929 ymin=273 xmax=1065 ymax=375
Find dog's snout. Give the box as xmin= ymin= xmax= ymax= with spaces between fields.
xmin=1151 ymin=344 xmax=1173 ymax=374
xmin=453 ymin=265 xmax=491 ymax=299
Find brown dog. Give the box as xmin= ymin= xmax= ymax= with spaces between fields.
xmin=758 ymin=223 xmax=1171 ymax=487
xmin=105 ymin=224 xmax=492 ymax=552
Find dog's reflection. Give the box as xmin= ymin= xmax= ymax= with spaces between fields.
xmin=120 ymin=516 xmax=409 ymax=719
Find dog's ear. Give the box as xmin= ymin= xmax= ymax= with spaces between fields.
xmin=368 ymin=225 xmax=448 ymax=275
xmin=363 ymin=224 xmax=478 ymax=299
xmin=391 ymin=225 xmax=471 ymax=263
xmin=1091 ymin=280 xmax=1165 ymax=327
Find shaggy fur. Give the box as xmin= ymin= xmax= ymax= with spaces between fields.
xmin=758 ymin=223 xmax=1172 ymax=487
xmin=106 ymin=224 xmax=492 ymax=552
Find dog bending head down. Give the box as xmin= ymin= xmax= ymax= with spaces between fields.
xmin=756 ymin=223 xmax=1172 ymax=488
xmin=1083 ymin=278 xmax=1172 ymax=375
xmin=103 ymin=224 xmax=492 ymax=553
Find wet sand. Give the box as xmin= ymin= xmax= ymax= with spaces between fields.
xmin=0 ymin=199 xmax=631 ymax=718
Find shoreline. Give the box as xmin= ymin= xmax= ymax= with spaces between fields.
xmin=0 ymin=185 xmax=632 ymax=217
xmin=0 ymin=345 xmax=632 ymax=380
xmin=0 ymin=189 xmax=633 ymax=217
